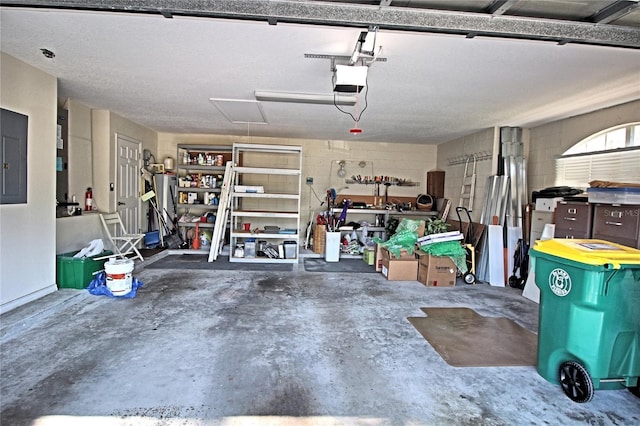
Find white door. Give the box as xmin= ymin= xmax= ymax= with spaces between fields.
xmin=116 ymin=134 xmax=142 ymax=234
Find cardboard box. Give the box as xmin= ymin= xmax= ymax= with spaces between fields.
xmin=380 ymin=247 xmax=418 ymax=281
xmin=375 ymin=244 xmax=415 ymax=272
xmin=417 ymin=254 xmax=456 ymax=287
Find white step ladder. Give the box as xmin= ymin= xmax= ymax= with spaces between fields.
xmin=458 ymin=155 xmax=477 ymax=212
xmin=208 ymin=161 xmax=234 ymax=261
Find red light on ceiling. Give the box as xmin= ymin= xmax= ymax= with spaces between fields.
xmin=349 ymin=127 xmax=362 ymax=134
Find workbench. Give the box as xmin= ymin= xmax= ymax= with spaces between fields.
xmin=331 ymin=207 xmax=438 ymax=242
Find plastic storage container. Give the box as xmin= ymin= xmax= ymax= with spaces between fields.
xmin=529 ymin=239 xmax=640 ymax=403
xmin=283 ymin=241 xmax=297 ymax=259
xmin=244 ymin=238 xmax=256 ymax=257
xmin=57 ymin=250 xmax=113 ymax=289
xmin=587 ymin=187 xmax=640 ymax=205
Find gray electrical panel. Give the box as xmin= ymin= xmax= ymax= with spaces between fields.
xmin=1 ymin=108 xmax=28 ymax=204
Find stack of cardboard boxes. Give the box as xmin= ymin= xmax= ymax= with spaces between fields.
xmin=375 ymin=244 xmax=457 ymax=287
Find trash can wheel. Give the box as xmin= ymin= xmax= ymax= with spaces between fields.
xmin=559 ymin=361 xmax=594 ymax=403
xmin=630 ymin=384 xmax=640 ymax=398
xmin=463 ymin=272 xmax=476 ymax=285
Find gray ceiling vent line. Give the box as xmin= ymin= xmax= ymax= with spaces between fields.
xmin=3 ymin=0 xmax=639 ymax=49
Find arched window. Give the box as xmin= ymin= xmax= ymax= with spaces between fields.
xmin=555 ymin=123 xmax=640 ymax=188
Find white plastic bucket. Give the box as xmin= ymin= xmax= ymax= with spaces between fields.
xmin=104 ymin=258 xmax=134 ymax=296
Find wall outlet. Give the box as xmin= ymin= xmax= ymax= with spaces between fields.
xmin=306 ymin=177 xmax=314 ymax=185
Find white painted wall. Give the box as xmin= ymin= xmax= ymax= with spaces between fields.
xmin=56 ymin=213 xmax=107 ymax=254
xmin=65 ymin=99 xmax=94 ymax=203
xmin=0 ymin=53 xmax=58 ymax=313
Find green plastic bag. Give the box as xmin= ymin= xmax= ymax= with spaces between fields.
xmin=373 ymin=229 xmax=418 ymax=259
xmin=419 ymin=240 xmax=468 ymax=273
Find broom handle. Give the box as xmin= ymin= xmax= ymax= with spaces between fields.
xmin=152 ymin=174 xmax=165 ymax=246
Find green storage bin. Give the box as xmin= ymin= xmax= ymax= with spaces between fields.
xmin=56 ymin=250 xmax=113 ymax=289
xmin=530 ymin=239 xmax=640 ymax=403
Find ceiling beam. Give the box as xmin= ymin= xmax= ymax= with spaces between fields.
xmin=2 ymin=0 xmax=639 ymax=49
xmin=589 ymin=0 xmax=639 ymax=24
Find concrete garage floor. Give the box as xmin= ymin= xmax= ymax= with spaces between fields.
xmin=1 ymin=259 xmax=639 ymax=426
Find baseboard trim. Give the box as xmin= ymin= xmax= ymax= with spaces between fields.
xmin=0 ymin=284 xmax=58 ymax=315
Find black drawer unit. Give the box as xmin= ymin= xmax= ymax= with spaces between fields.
xmin=591 ymin=204 xmax=640 ymax=249
xmin=554 ymin=201 xmax=593 ymax=239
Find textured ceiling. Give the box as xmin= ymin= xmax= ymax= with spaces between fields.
xmin=1 ymin=1 xmax=639 ymax=144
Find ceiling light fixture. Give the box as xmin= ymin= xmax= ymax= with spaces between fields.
xmin=255 ymin=91 xmax=357 ymax=106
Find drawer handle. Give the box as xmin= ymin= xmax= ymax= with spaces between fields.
xmin=605 ymin=221 xmax=622 ymax=226
xmin=563 ymin=217 xmax=576 ymax=221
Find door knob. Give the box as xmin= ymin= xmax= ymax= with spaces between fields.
xmin=117 ymin=201 xmax=125 ymax=206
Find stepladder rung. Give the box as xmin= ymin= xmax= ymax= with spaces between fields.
xmin=459 ymin=156 xmax=477 ymax=211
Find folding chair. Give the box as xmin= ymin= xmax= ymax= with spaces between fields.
xmin=99 ymin=212 xmax=145 ymax=261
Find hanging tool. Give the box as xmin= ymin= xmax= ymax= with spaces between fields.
xmin=168 ymin=185 xmax=178 ymax=228
xmin=151 ymin=173 xmax=165 ymax=248
xmin=458 ymin=155 xmax=477 ymax=212
xmin=336 ymin=199 xmax=351 ymax=229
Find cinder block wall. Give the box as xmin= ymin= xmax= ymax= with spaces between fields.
xmin=435 ymin=127 xmax=496 ymax=223
xmin=157 ymin=133 xmax=438 ymax=242
xmin=528 ymin=99 xmax=640 ymax=193
xmin=434 ymin=99 xmax=640 ymax=223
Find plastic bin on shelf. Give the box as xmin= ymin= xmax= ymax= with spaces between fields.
xmin=56 ymin=250 xmax=113 ymax=289
xmin=587 ymin=187 xmax=640 ymax=205
xmin=529 ymin=239 xmax=640 ymax=403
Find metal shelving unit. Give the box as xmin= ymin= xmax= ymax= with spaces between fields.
xmin=175 ymin=144 xmax=232 ymax=254
xmin=229 ymin=143 xmax=302 ymax=263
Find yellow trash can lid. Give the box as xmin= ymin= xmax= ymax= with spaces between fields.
xmin=531 ymin=239 xmax=640 ymax=269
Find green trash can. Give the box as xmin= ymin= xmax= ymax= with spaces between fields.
xmin=530 ymin=239 xmax=640 ymax=403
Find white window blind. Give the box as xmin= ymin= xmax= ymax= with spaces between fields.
xmin=555 ymin=148 xmax=640 ymax=188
